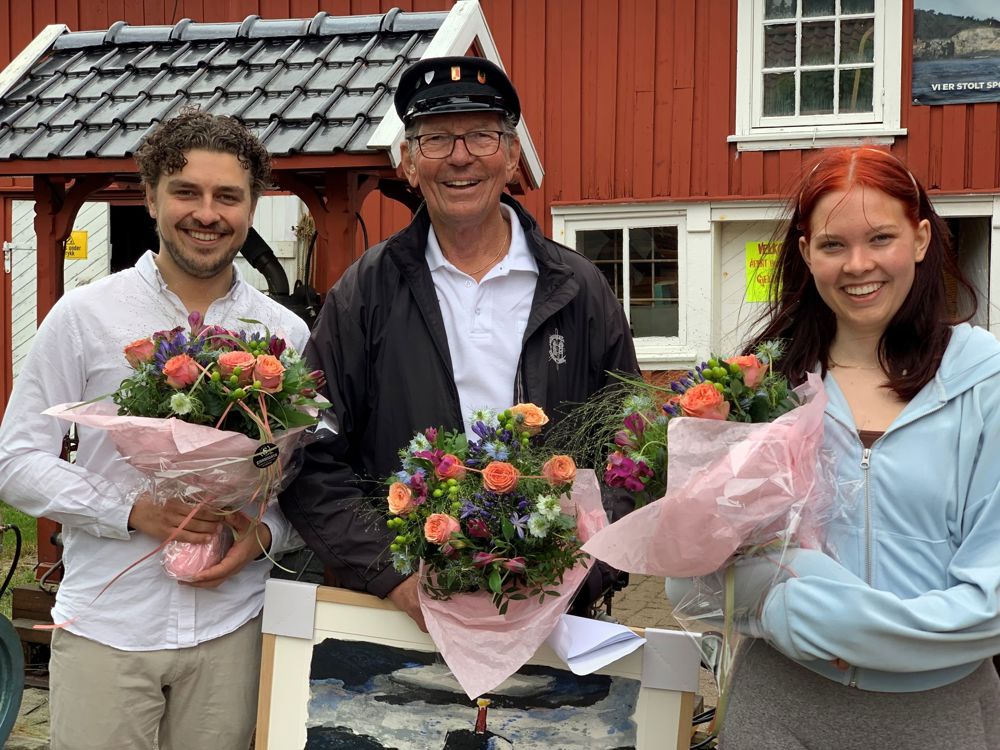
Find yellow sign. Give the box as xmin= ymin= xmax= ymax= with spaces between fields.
xmin=64 ymin=230 xmax=88 ymax=260
xmin=745 ymin=240 xmax=780 ymax=302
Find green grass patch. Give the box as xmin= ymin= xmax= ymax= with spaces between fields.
xmin=1 ymin=502 xmax=39 ymax=620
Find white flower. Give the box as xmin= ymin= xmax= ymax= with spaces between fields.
xmin=535 ymin=494 xmax=561 ymax=521
xmin=527 ymin=513 xmax=550 ymax=539
xmin=279 ymin=348 xmax=302 ymax=367
xmin=169 ymin=392 xmax=194 ymax=415
xmin=408 ymin=433 xmax=432 ymax=453
xmin=470 ymin=407 xmax=497 ymax=426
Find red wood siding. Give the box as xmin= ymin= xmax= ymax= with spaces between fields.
xmin=0 ymin=0 xmax=999 ymax=240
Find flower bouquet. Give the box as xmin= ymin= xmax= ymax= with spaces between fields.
xmin=45 ymin=312 xmax=327 ymax=582
xmin=386 ymin=404 xmax=608 ymax=698
xmin=584 ymin=342 xmax=834 ymax=578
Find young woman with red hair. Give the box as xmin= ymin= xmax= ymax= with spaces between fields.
xmin=721 ymin=147 xmax=1000 ymax=748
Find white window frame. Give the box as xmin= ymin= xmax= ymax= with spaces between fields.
xmin=731 ymin=0 xmax=905 ymax=152
xmin=551 ymin=203 xmax=715 ymax=369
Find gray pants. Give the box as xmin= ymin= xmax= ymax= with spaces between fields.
xmin=721 ymin=641 xmax=1000 ymax=750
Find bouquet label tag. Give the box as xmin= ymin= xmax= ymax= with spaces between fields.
xmin=253 ymin=442 xmax=279 ymax=468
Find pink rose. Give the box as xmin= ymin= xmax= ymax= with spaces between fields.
xmin=435 ymin=454 xmax=466 ymax=480
xmin=253 ymin=354 xmax=285 ymax=393
xmin=679 ymin=382 xmax=730 ymax=420
xmin=387 ymin=482 xmax=415 ymax=515
xmin=424 ymin=513 xmax=461 ymax=545
xmin=726 ymin=355 xmax=768 ymax=389
xmin=124 ymin=338 xmax=155 ymax=368
xmin=541 ymin=455 xmax=577 ymax=486
xmin=217 ymin=350 xmax=256 ymax=386
xmin=162 ymin=354 xmax=201 ymax=389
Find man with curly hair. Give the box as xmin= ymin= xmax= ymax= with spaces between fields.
xmin=0 ymin=110 xmax=308 ymax=750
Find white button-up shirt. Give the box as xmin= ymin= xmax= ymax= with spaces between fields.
xmin=426 ymin=205 xmax=539 ymax=436
xmin=0 ymin=252 xmax=308 ymax=650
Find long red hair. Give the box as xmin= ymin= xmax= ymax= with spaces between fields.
xmin=746 ymin=146 xmax=977 ymax=400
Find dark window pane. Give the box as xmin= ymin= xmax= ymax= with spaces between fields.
xmin=801 ymin=21 xmax=835 ymax=65
xmin=839 ymin=67 xmax=873 ymax=112
xmin=802 ymin=0 xmax=834 ymax=16
xmin=629 ymin=227 xmax=678 ymax=306
xmin=841 ymin=19 xmax=875 ymax=64
xmin=764 ymin=0 xmax=796 ymax=20
xmin=578 ymin=229 xmax=622 ymax=296
xmin=801 ymin=69 xmax=834 ymax=114
xmin=842 ymin=0 xmax=874 ymax=13
xmin=629 ymin=301 xmax=678 ymax=337
xmin=763 ymin=72 xmax=796 ymax=116
xmin=764 ymin=24 xmax=797 ymax=68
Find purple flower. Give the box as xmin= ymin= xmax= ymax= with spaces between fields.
xmin=509 ymin=512 xmax=530 ymax=539
xmin=604 ymin=452 xmax=654 ymax=492
xmin=623 ymin=412 xmax=646 ymax=436
xmin=424 ymin=427 xmax=438 ymax=442
xmin=502 ymin=556 xmax=527 ymax=574
xmin=614 ymin=430 xmax=635 ymax=448
xmin=268 ymin=336 xmax=287 ymax=358
xmin=466 ymin=517 xmax=492 ymax=539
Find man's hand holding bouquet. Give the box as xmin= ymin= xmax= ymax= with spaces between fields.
xmin=45 ymin=311 xmax=328 ymax=592
xmin=385 ymin=404 xmax=607 ymax=699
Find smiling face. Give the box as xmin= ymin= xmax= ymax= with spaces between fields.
xmin=799 ymin=186 xmax=930 ymax=341
xmin=145 ymin=148 xmax=255 ymax=282
xmin=400 ymin=112 xmax=520 ymax=232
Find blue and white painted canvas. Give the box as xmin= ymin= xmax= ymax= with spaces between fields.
xmin=306 ymin=639 xmax=639 ymax=749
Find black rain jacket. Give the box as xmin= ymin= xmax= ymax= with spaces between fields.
xmin=279 ymin=195 xmax=639 ymax=598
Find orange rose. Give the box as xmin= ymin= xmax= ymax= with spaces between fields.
xmin=387 ymin=482 xmax=415 ymax=515
xmin=726 ymin=354 xmax=767 ymax=389
xmin=218 ymin=350 xmax=256 ymax=386
xmin=124 ymin=338 xmax=155 ymax=368
xmin=481 ymin=461 xmax=521 ymax=493
xmin=510 ymin=403 xmax=549 ymax=436
xmin=679 ymin=382 xmax=730 ymax=420
xmin=541 ymin=455 xmax=576 ymax=486
xmin=253 ymin=354 xmax=285 ymax=393
xmin=435 ymin=454 xmax=467 ymax=480
xmin=424 ymin=513 xmax=461 ymax=545
xmin=162 ymin=354 xmax=201 ymax=389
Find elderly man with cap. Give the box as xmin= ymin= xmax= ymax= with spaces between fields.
xmin=279 ymin=56 xmax=638 ymax=627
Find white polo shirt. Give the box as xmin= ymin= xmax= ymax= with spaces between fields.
xmin=426 ymin=205 xmax=539 ymax=437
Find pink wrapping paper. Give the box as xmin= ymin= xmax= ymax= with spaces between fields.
xmin=418 ymin=469 xmax=608 ymax=699
xmin=582 ymin=373 xmax=830 ymax=578
xmin=44 ymin=401 xmax=310 ymax=578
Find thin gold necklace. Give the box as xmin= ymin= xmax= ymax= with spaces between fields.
xmin=445 ymin=220 xmax=510 ymax=277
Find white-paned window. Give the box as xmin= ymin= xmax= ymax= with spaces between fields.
xmin=731 ymin=0 xmax=904 ymax=151
xmin=552 ymin=204 xmax=713 ymax=368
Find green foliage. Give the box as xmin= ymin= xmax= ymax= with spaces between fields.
xmin=0 ymin=503 xmax=39 ymax=620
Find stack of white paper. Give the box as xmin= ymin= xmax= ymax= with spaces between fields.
xmin=544 ymin=614 xmax=646 ymax=675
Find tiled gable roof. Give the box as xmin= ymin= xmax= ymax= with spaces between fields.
xmin=0 ymin=10 xmax=447 ymax=162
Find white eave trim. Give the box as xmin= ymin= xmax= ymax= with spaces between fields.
xmin=0 ymin=24 xmax=68 ymax=101
xmin=366 ymin=0 xmax=544 ymax=190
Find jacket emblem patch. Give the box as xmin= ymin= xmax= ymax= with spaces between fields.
xmin=548 ymin=330 xmax=567 ymax=366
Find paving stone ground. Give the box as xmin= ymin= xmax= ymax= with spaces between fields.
xmin=7 ymin=575 xmax=715 ymax=749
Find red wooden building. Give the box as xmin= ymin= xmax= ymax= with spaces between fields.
xmin=1 ymin=0 xmax=998 ymax=407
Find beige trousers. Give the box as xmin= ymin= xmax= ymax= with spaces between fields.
xmin=49 ymin=616 xmax=262 ymax=750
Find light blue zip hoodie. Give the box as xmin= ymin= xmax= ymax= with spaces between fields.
xmin=754 ymin=323 xmax=1000 ymax=691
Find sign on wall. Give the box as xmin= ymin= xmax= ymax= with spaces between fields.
xmin=913 ymin=1 xmax=1000 ymax=105
xmin=64 ymin=230 xmax=88 ymax=260
xmin=745 ymin=241 xmax=779 ymax=303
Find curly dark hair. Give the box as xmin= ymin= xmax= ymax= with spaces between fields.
xmin=134 ymin=108 xmax=271 ymax=199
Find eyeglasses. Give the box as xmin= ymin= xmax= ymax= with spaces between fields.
xmin=412 ymin=130 xmax=505 ymax=159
